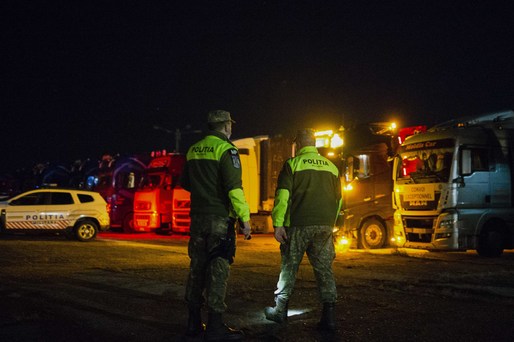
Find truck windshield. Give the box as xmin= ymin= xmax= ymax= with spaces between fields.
xmin=139 ymin=174 xmax=163 ymax=190
xmin=397 ymin=149 xmax=453 ymax=183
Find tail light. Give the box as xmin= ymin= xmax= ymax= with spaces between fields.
xmin=106 ymin=203 xmax=111 ymax=214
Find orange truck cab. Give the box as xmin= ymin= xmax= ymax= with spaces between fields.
xmin=133 ymin=151 xmax=190 ymax=233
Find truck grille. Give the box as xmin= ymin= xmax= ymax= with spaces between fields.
xmin=174 ymin=213 xmax=190 ymax=227
xmin=403 ymin=217 xmax=435 ymax=243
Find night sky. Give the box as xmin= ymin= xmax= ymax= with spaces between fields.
xmin=2 ymin=1 xmax=513 ymax=173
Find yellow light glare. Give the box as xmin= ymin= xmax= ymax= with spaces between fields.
xmin=339 ymin=237 xmax=349 ymax=245
xmin=391 ymin=236 xmax=405 ymax=246
xmin=344 ymin=184 xmax=353 ymax=191
xmin=315 ymin=137 xmax=330 ymax=148
xmin=314 ymin=130 xmax=333 ymax=137
xmin=335 ymin=235 xmax=352 ymax=253
xmin=330 ymin=133 xmax=344 ymax=148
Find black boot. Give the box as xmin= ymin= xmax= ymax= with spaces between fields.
xmin=185 ymin=306 xmax=205 ymax=337
xmin=264 ymin=297 xmax=288 ymax=323
xmin=204 ymin=312 xmax=244 ymax=341
xmin=317 ymin=302 xmax=336 ymax=331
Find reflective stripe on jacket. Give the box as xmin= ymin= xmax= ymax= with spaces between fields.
xmin=181 ymin=130 xmax=250 ymax=221
xmin=272 ymin=146 xmax=342 ymax=227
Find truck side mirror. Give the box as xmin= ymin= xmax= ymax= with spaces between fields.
xmin=344 ymin=156 xmax=355 ymax=182
xmin=452 ymin=176 xmax=465 ymax=187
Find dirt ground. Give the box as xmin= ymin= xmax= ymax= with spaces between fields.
xmin=1 ymin=232 xmax=514 ymax=341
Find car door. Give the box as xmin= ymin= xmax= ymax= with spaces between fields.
xmin=44 ymin=191 xmax=74 ymax=230
xmin=4 ymin=191 xmax=47 ymax=229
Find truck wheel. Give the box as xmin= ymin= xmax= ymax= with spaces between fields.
xmin=477 ymin=225 xmax=504 ymax=257
xmin=74 ymin=220 xmax=98 ymax=242
xmin=360 ymin=219 xmax=387 ymax=249
xmin=123 ymin=214 xmax=135 ymax=233
xmin=156 ymin=225 xmax=172 ymax=235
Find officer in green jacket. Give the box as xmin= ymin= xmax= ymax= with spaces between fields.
xmin=181 ymin=109 xmax=251 ymax=341
xmin=264 ymin=128 xmax=342 ymax=331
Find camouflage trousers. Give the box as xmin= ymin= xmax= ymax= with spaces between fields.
xmin=185 ymin=214 xmax=233 ymax=313
xmin=274 ymin=225 xmax=337 ymax=303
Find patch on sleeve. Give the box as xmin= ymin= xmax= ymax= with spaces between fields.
xmin=229 ymin=149 xmax=241 ymax=168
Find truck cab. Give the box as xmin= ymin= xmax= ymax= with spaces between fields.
xmin=133 ymin=151 xmax=190 ymax=234
xmin=392 ymin=111 xmax=514 ymax=256
xmin=316 ymin=123 xmax=426 ymax=249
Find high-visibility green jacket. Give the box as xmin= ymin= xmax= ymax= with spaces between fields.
xmin=272 ymin=146 xmax=342 ymax=227
xmin=181 ymin=130 xmax=250 ymax=222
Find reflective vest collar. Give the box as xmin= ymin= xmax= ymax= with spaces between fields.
xmin=206 ymin=130 xmax=231 ymax=142
xmin=296 ymin=145 xmax=318 ymax=156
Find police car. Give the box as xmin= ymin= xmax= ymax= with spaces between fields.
xmin=0 ymin=188 xmax=110 ymax=241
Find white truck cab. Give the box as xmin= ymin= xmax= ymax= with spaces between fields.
xmin=392 ymin=110 xmax=514 ymax=257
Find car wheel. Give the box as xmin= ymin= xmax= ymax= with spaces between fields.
xmin=360 ymin=218 xmax=387 ymax=249
xmin=477 ymin=224 xmax=504 ymax=257
xmin=74 ymin=220 xmax=98 ymax=242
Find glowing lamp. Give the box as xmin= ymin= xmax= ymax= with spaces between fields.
xmin=330 ymin=133 xmax=343 ymax=148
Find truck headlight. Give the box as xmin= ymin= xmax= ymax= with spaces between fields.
xmin=439 ymin=219 xmax=454 ymax=229
xmin=394 ymin=210 xmax=403 ymax=227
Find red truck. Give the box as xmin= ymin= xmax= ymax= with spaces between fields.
xmin=133 ymin=150 xmax=191 ymax=234
xmin=93 ymin=154 xmax=149 ymax=232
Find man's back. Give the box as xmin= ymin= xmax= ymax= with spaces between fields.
xmin=285 ymin=146 xmax=340 ymax=226
xmin=183 ymin=131 xmax=241 ymax=217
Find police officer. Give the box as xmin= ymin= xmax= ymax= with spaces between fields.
xmin=181 ymin=109 xmax=252 ymax=341
xmin=264 ymin=128 xmax=342 ymax=331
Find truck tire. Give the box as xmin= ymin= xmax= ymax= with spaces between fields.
xmin=74 ymin=220 xmax=98 ymax=242
xmin=156 ymin=224 xmax=172 ymax=235
xmin=360 ymin=218 xmax=387 ymax=249
xmin=477 ymin=225 xmax=504 ymax=257
xmin=123 ymin=213 xmax=135 ymax=233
